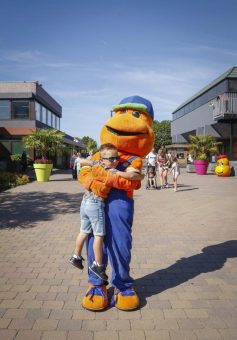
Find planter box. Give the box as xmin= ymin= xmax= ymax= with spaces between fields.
xmin=33 ymin=163 xmax=53 ymax=182
xmin=194 ymin=160 xmax=209 ymax=175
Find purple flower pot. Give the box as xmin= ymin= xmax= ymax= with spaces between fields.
xmin=194 ymin=160 xmax=209 ymax=175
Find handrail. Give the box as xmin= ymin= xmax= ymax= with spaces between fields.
xmin=212 ymin=92 xmax=237 ymax=120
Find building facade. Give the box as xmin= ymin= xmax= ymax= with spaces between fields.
xmin=0 ymin=81 xmax=85 ymax=168
xmin=171 ymin=67 xmax=237 ymax=161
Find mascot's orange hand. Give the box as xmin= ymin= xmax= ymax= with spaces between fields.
xmin=91 ymin=164 xmax=141 ymax=190
xmin=91 ymin=164 xmax=109 ymax=182
xmin=78 ymin=167 xmax=94 ymax=189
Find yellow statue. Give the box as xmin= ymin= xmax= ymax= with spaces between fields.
xmin=215 ymin=155 xmax=231 ymax=177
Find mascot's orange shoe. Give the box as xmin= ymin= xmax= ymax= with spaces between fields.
xmin=82 ymin=285 xmax=109 ymax=311
xmin=111 ymin=288 xmax=140 ymax=310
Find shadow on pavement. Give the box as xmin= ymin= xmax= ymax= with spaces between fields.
xmin=0 ymin=191 xmax=83 ymax=229
xmin=135 ymin=240 xmax=237 ymax=308
xmin=175 ymin=187 xmax=199 ymax=192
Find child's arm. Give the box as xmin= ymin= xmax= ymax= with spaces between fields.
xmin=80 ymin=159 xmax=93 ymax=167
xmin=90 ymin=164 xmax=141 ymax=191
xmin=110 ymin=169 xmax=144 ymax=180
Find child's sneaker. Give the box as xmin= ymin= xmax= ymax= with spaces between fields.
xmin=89 ymin=262 xmax=108 ymax=281
xmin=69 ymin=256 xmax=84 ymax=269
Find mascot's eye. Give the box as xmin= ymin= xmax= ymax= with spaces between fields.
xmin=132 ymin=111 xmax=140 ymax=118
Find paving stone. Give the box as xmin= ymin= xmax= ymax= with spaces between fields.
xmin=194 ymin=329 xmax=223 ymax=340
xmin=0 ymin=318 xmax=11 ymax=328
xmin=67 ymin=330 xmax=93 ymax=340
xmin=0 ymin=292 xmax=17 ymax=299
xmin=35 ymin=292 xmax=57 ymax=301
xmin=170 ymin=299 xmax=192 ymax=309
xmin=3 ymin=308 xmax=28 ymax=319
xmin=154 ymin=318 xmax=179 ymax=330
xmin=184 ymin=308 xmax=209 ymax=318
xmin=0 ymin=170 xmax=237 ymax=338
xmin=57 ymin=319 xmax=82 ymax=331
xmin=163 ymin=309 xmax=186 ymax=319
xmin=177 ymin=318 xmax=205 ymax=329
xmin=8 ymin=318 xmax=35 ymax=330
xmin=130 ymin=319 xmax=154 ymax=330
xmin=29 ymin=285 xmax=50 ymax=293
xmin=140 ymin=309 xmax=164 ymax=319
xmin=0 ymin=299 xmax=22 ymax=308
xmin=118 ymin=330 xmax=145 ymax=340
xmin=41 ymin=330 xmax=67 ymax=340
xmin=219 ymin=328 xmax=237 ymax=339
xmin=72 ymin=310 xmax=96 ymax=320
xmin=16 ymin=292 xmax=37 ymax=300
xmin=169 ymin=330 xmax=198 ymax=340
xmin=20 ymin=300 xmax=43 ymax=309
xmin=94 ymin=330 xmax=119 ymax=340
xmin=56 ymin=292 xmax=77 ymax=301
xmin=26 ymin=308 xmax=51 ymax=320
xmin=0 ymin=329 xmax=17 ymax=340
xmin=0 ymin=308 xmax=6 ymax=318
xmin=42 ymin=300 xmax=64 ymax=310
xmin=14 ymin=330 xmax=42 ymax=340
xmin=32 ymin=319 xmax=59 ymax=331
xmin=145 ymin=330 xmax=170 ymax=340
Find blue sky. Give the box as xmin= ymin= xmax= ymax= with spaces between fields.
xmin=1 ymin=0 xmax=237 ymax=143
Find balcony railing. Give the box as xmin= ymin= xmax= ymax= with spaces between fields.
xmin=212 ymin=92 xmax=237 ymax=121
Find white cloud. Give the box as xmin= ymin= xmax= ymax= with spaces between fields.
xmin=2 ymin=50 xmax=44 ymax=62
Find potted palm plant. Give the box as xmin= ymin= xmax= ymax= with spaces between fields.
xmin=23 ymin=129 xmax=65 ymax=181
xmin=189 ymin=135 xmax=221 ymax=175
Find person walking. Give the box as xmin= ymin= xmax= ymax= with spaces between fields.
xmin=74 ymin=152 xmax=82 ymax=176
xmin=146 ymin=148 xmax=157 ymax=168
xmin=170 ymin=156 xmax=180 ymax=191
xmin=157 ymin=148 xmax=169 ymax=188
xmin=70 ymin=151 xmax=78 ymax=180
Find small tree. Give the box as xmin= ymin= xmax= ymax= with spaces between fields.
xmin=81 ymin=136 xmax=98 ymax=154
xmin=153 ymin=120 xmax=172 ymax=151
xmin=189 ymin=134 xmax=221 ymax=160
xmin=23 ymin=129 xmax=65 ymax=161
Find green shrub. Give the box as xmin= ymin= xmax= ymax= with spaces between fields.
xmin=10 ymin=154 xmax=22 ymax=162
xmin=0 ymin=172 xmax=29 ymax=191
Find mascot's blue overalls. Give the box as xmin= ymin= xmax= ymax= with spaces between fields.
xmin=79 ymin=96 xmax=155 ymax=311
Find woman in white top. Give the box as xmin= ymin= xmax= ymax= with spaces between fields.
xmin=157 ymin=148 xmax=169 ymax=188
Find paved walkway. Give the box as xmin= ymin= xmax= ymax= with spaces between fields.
xmin=0 ymin=168 xmax=237 ymax=340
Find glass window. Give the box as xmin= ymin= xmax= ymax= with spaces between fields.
xmin=1 ymin=141 xmax=11 ymax=153
xmin=50 ymin=112 xmax=54 ymax=127
xmin=42 ymin=106 xmax=47 ymax=124
xmin=51 ymin=113 xmax=55 ymax=128
xmin=228 ymin=80 xmax=237 ymax=91
xmin=52 ymin=113 xmax=56 ymax=128
xmin=12 ymin=141 xmax=24 ymax=154
xmin=12 ymin=101 xmax=29 ymax=119
xmin=45 ymin=108 xmax=48 ymax=125
xmin=35 ymin=102 xmax=41 ymax=121
xmin=55 ymin=116 xmax=59 ymax=130
xmin=47 ymin=110 xmax=52 ymax=127
xmin=0 ymin=100 xmax=11 ymax=119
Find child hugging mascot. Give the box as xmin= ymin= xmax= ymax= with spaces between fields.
xmin=79 ymin=95 xmax=154 ymax=311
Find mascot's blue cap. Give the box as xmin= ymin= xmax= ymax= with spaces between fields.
xmin=112 ymin=95 xmax=154 ymax=120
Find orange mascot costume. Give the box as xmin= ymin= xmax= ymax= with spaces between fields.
xmin=79 ymin=95 xmax=154 ymax=311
